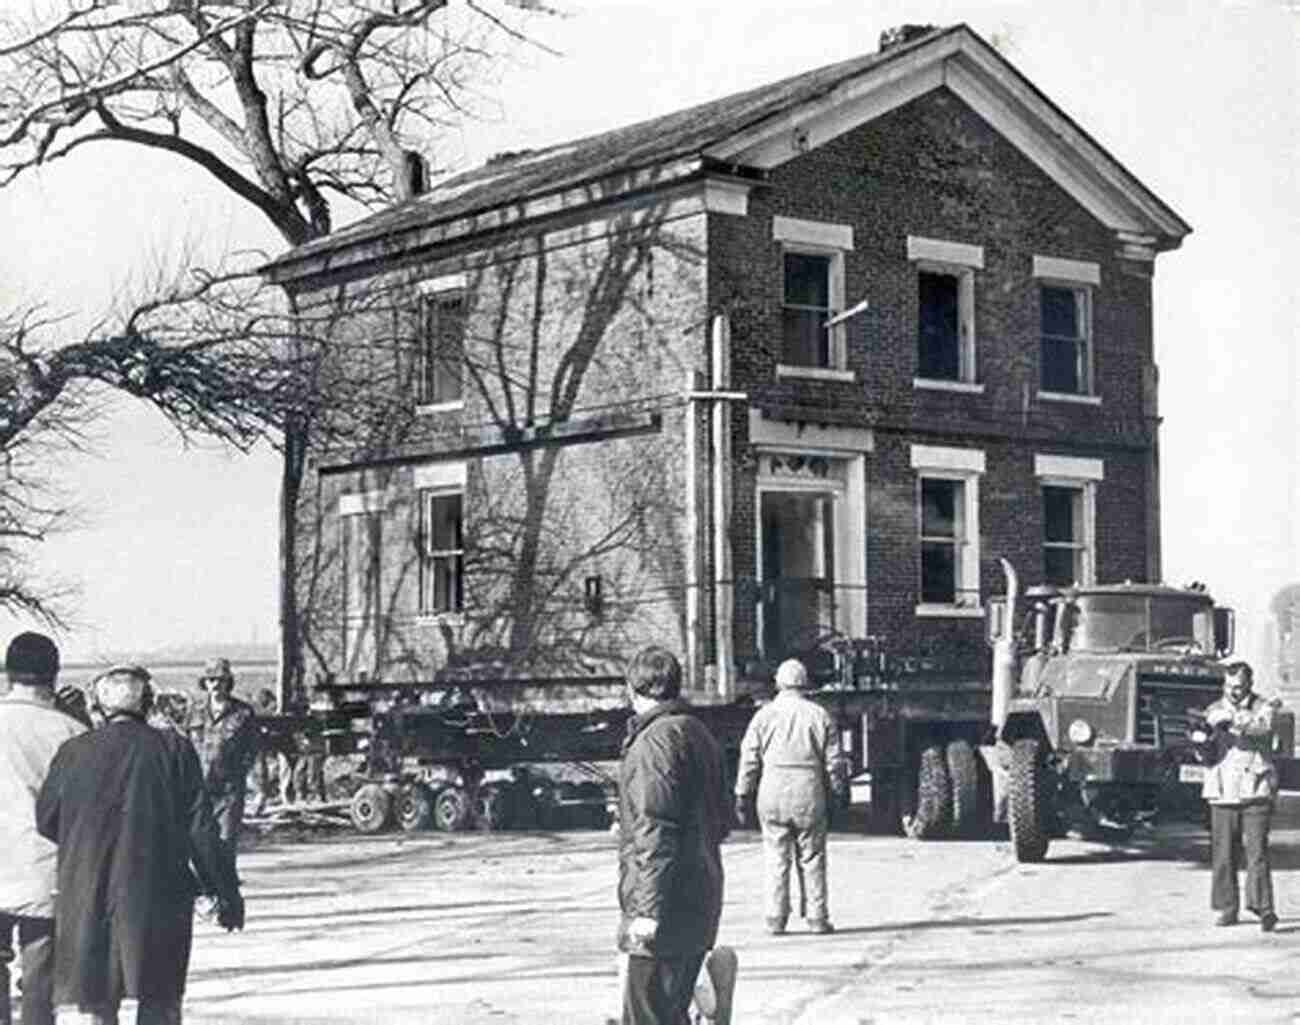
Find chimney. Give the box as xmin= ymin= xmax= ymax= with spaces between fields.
xmin=878 ymin=24 xmax=940 ymax=52
xmin=404 ymin=149 xmax=428 ymax=196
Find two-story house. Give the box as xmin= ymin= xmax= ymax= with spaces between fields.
xmin=262 ymin=24 xmax=1190 ymax=698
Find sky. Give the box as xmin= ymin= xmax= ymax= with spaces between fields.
xmin=0 ymin=0 xmax=1296 ymax=674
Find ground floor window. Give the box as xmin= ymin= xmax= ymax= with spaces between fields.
xmin=420 ymin=490 xmax=463 ymax=614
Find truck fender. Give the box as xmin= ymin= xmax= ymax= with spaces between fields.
xmin=977 ymin=745 xmax=1009 ymax=824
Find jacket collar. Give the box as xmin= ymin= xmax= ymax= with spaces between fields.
xmin=623 ymin=697 xmax=692 ymax=751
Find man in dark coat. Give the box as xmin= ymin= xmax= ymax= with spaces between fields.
xmin=35 ymin=665 xmax=243 ymax=1025
xmin=187 ymin=658 xmax=260 ymax=865
xmin=617 ymin=646 xmax=730 ymax=1025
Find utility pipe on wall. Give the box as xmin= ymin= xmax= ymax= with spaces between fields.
xmin=711 ymin=315 xmax=735 ymax=701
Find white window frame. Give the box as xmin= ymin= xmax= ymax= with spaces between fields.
xmin=910 ymin=445 xmax=984 ymax=617
xmin=417 ymin=273 xmax=467 ymax=412
xmin=773 ymin=217 xmax=855 ymax=381
xmin=908 ymin=236 xmax=982 ymax=390
xmin=1035 ymin=454 xmax=1103 ymax=587
xmin=1033 ymin=256 xmax=1100 ymax=403
xmin=415 ymin=462 xmax=467 ymax=620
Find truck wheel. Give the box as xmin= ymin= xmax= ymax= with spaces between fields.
xmin=903 ymin=745 xmax=951 ymax=839
xmin=433 ymin=785 xmax=471 ymax=831
xmin=349 ymin=783 xmax=392 ymax=834
xmin=946 ymin=739 xmax=981 ymax=837
xmin=397 ymin=782 xmax=436 ymax=832
xmin=474 ymin=783 xmax=512 ymax=831
xmin=1009 ymin=739 xmax=1050 ymax=862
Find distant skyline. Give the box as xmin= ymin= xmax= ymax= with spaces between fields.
xmin=1 ymin=1 xmax=1296 ymax=678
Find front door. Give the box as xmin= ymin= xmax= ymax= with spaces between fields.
xmin=760 ymin=490 xmax=835 ymax=656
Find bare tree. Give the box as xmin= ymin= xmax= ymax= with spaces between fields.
xmin=0 ymin=0 xmax=540 ymax=685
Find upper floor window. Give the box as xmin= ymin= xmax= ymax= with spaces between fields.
xmin=773 ymin=216 xmax=854 ymax=380
xmin=911 ymin=444 xmax=985 ymax=616
xmin=908 ymin=237 xmax=981 ymax=388
xmin=1033 ymin=256 xmax=1099 ymax=400
xmin=420 ymin=490 xmax=463 ymax=615
xmin=1035 ymin=454 xmax=1103 ymax=586
xmin=418 ymin=273 xmax=468 ymax=408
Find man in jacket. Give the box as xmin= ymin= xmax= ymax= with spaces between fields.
xmin=617 ymin=646 xmax=729 ymax=1025
xmin=734 ymin=658 xmax=842 ymax=935
xmin=36 ymin=664 xmax=244 ymax=1024
xmin=1201 ymin=660 xmax=1279 ymax=931
xmin=188 ymin=658 xmax=260 ymax=864
xmin=0 ymin=633 xmax=86 ymax=1025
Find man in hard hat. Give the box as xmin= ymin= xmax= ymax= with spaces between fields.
xmin=36 ymin=663 xmax=243 ymax=1024
xmin=0 ymin=632 xmax=86 ymax=1025
xmin=734 ymin=658 xmax=843 ymax=935
xmin=188 ymin=658 xmax=259 ymax=865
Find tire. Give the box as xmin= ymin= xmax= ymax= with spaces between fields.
xmin=349 ymin=783 xmax=393 ymax=834
xmin=474 ymin=783 xmax=511 ymax=831
xmin=946 ymin=739 xmax=981 ymax=837
xmin=903 ymin=745 xmax=951 ymax=839
xmin=397 ymin=782 xmax=436 ymax=832
xmin=1009 ymin=738 xmax=1050 ymax=862
xmin=433 ymin=784 xmax=471 ymax=832
xmin=575 ymin=782 xmax=609 ymax=829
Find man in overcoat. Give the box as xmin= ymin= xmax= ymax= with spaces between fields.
xmin=616 ymin=646 xmax=730 ymax=1025
xmin=35 ymin=664 xmax=244 ymax=1024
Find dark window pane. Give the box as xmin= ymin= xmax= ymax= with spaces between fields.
xmin=422 ymin=295 xmax=465 ymax=403
xmin=1041 ymin=337 xmax=1080 ymax=393
xmin=921 ymin=478 xmax=958 ymax=538
xmin=784 ymin=252 xmax=830 ymax=307
xmin=781 ymin=307 xmax=829 ymax=366
xmin=1041 ymin=286 xmax=1078 ymax=338
xmin=1043 ymin=486 xmax=1076 ymax=543
xmin=1044 ymin=547 xmax=1076 ymax=587
xmin=428 ymin=494 xmax=462 ymax=551
xmin=921 ymin=541 xmax=956 ymax=603
xmin=918 ymin=271 xmax=960 ymax=379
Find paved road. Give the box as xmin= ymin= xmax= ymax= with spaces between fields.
xmin=175 ymin=797 xmax=1300 ymax=1025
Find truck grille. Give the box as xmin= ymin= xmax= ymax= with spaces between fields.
xmin=1136 ymin=676 xmax=1221 ymax=746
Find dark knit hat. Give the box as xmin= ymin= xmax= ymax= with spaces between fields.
xmin=5 ymin=631 xmax=60 ymax=681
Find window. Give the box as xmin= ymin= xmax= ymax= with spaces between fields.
xmin=1039 ymin=285 xmax=1090 ymax=395
xmin=420 ymin=491 xmax=463 ymax=615
xmin=419 ymin=292 xmax=465 ymax=406
xmin=782 ymin=251 xmax=833 ymax=368
xmin=772 ymin=216 xmax=853 ymax=379
xmin=1035 ymin=454 xmax=1102 ymax=586
xmin=908 ymin=237 xmax=981 ymax=388
xmin=911 ymin=445 xmax=984 ymax=615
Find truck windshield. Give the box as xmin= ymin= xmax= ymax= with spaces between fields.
xmin=1066 ymin=594 xmax=1213 ymax=653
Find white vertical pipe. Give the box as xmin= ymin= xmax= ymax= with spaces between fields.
xmin=712 ymin=315 xmax=734 ymax=700
xmin=684 ymin=367 xmax=702 ymax=692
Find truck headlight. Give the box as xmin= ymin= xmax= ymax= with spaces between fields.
xmin=1068 ymin=718 xmax=1094 ymax=745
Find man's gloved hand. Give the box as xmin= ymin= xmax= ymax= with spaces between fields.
xmin=1205 ymin=707 xmax=1233 ymax=728
xmin=55 ymin=686 xmax=92 ymax=727
xmin=217 ymin=893 xmax=245 ymax=932
xmin=626 ymin=916 xmax=658 ymax=948
xmin=734 ymin=794 xmax=754 ymax=829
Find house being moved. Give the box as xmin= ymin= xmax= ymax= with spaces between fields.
xmin=261 ymin=24 xmax=1190 ymax=699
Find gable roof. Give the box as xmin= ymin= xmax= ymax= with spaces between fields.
xmin=264 ymin=24 xmax=1190 ymax=286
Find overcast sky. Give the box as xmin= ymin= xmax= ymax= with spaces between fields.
xmin=1 ymin=0 xmax=1296 ymax=674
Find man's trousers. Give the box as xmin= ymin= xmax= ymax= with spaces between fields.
xmin=1210 ymin=802 xmax=1273 ymax=914
xmin=0 ymin=913 xmax=54 ymax=1025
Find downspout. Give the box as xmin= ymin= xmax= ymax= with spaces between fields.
xmin=712 ymin=315 xmax=735 ymax=700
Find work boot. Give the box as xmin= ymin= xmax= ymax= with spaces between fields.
xmin=1260 ymin=912 xmax=1278 ymax=933
xmin=807 ymin=919 xmax=835 ymax=935
xmin=765 ymin=917 xmax=786 ymax=936
xmin=1214 ymin=909 xmax=1238 ymax=927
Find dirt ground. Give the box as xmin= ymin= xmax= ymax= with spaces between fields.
xmin=163 ymin=796 xmax=1300 ymax=1025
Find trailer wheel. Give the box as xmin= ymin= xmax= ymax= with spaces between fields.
xmin=349 ymin=783 xmax=393 ymax=834
xmin=903 ymin=745 xmax=950 ymax=839
xmin=433 ymin=785 xmax=471 ymax=831
xmin=946 ymin=739 xmax=981 ymax=837
xmin=1009 ymin=739 xmax=1050 ymax=862
xmin=397 ymin=782 xmax=436 ymax=832
xmin=474 ymin=783 xmax=511 ymax=831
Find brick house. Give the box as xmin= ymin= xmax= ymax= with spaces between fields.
xmin=262 ymin=24 xmax=1190 ymax=698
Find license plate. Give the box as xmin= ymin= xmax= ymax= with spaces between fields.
xmin=1178 ymin=764 xmax=1206 ymax=783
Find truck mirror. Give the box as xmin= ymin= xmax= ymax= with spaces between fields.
xmin=1213 ymin=607 xmax=1235 ymax=657
xmin=986 ymin=598 xmax=1007 ymax=646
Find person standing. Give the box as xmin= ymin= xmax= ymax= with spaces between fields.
xmin=188 ymin=658 xmax=259 ymax=863
xmin=617 ymin=646 xmax=730 ymax=1025
xmin=36 ymin=664 xmax=244 ymax=1025
xmin=1201 ymin=660 xmax=1280 ymax=931
xmin=0 ymin=632 xmax=86 ymax=1025
xmin=734 ymin=658 xmax=842 ymax=936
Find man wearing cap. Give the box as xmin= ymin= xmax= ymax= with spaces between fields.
xmin=1201 ymin=659 xmax=1280 ymax=932
xmin=734 ymin=658 xmax=843 ymax=936
xmin=187 ymin=658 xmax=259 ymax=864
xmin=616 ymin=646 xmax=730 ymax=1025
xmin=36 ymin=664 xmax=243 ymax=1024
xmin=0 ymin=632 xmax=86 ymax=1025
